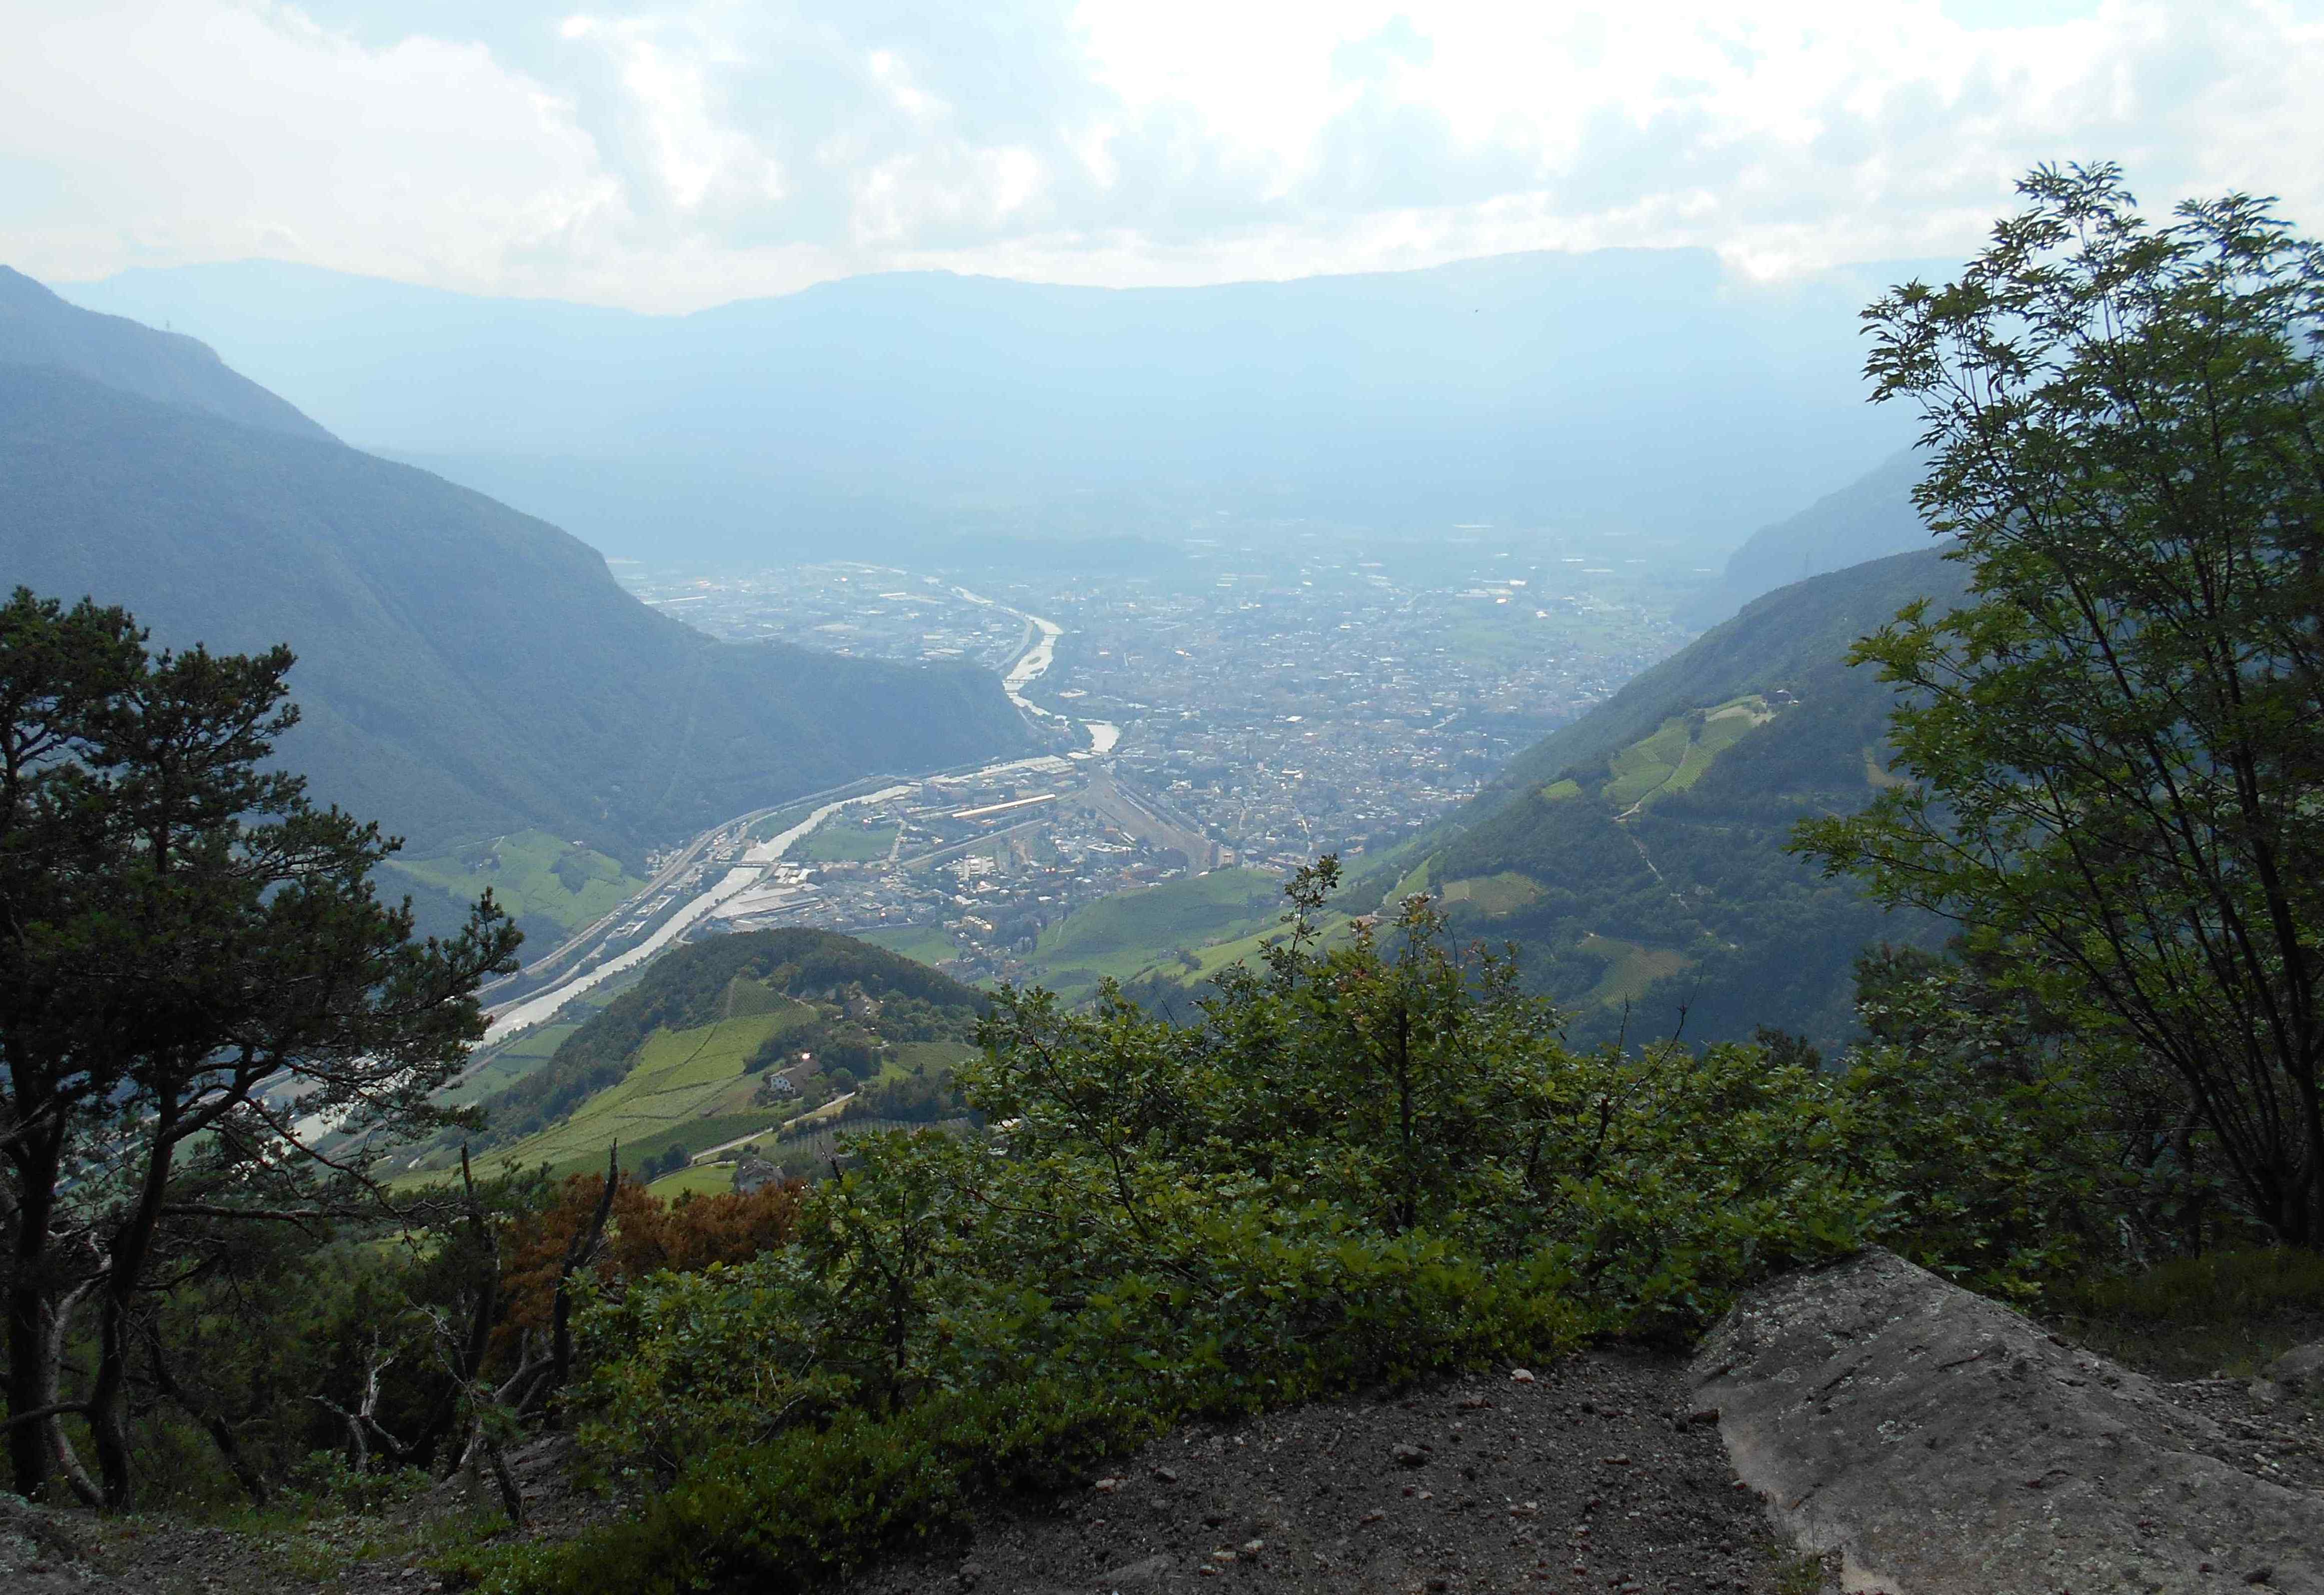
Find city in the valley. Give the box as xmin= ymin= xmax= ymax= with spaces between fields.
xmin=546 ymin=527 xmax=1698 ymax=996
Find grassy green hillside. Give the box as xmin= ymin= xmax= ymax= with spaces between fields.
xmin=645 ymin=1162 xmax=743 ymax=1200
xmin=1005 ymin=868 xmax=1386 ymax=1017
xmin=1403 ymin=548 xmax=1971 ymax=1048
xmin=1151 ymin=905 xmax=1360 ymax=992
xmin=1598 ymin=694 xmax=1770 ymax=808
xmin=1020 ymin=869 xmax=1286 ymax=1001
xmin=418 ymin=928 xmax=988 ymax=1182
xmin=1475 ymin=548 xmax=1968 ymax=813
xmin=859 ymin=925 xmax=964 ymax=967
xmin=386 ymin=829 xmax=645 ymax=947
xmin=477 ymin=1007 xmax=806 ymax=1178
xmin=443 ymin=1021 xmax=580 ymax=1109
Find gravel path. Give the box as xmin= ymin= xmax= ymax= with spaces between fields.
xmin=850 ymin=1350 xmax=1812 ymax=1595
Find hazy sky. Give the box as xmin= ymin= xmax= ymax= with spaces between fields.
xmin=9 ymin=0 xmax=2321 ymax=311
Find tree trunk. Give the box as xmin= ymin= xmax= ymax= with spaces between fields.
xmin=1393 ymin=1003 xmax=1415 ymax=1236
xmin=41 ymin=1281 xmax=100 ymax=1508
xmin=43 ymin=1414 xmax=100 ymax=1509
xmin=87 ymin=1103 xmax=180 ymax=1510
xmin=549 ymin=1149 xmax=619 ymax=1401
xmin=5 ymin=1122 xmax=61 ymax=1500
xmin=2175 ymin=1115 xmax=2204 ymax=1258
xmin=146 ymin=1340 xmax=266 ymax=1507
xmin=2293 ymin=1059 xmax=2324 ymax=1251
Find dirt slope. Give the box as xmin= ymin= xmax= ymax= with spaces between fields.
xmin=849 ymin=1350 xmax=1810 ymax=1595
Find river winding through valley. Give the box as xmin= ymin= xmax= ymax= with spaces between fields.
xmin=480 ymin=592 xmax=1111 ymax=1042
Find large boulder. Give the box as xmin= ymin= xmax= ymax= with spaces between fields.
xmin=1692 ymin=1249 xmax=2321 ymax=1594
xmin=2267 ymin=1341 xmax=2324 ymax=1397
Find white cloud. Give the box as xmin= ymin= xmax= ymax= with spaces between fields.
xmin=6 ymin=0 xmax=2322 ymax=309
xmin=7 ymin=0 xmax=623 ymax=289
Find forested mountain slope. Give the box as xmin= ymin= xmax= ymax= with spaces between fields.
xmin=1423 ymin=547 xmax=1972 ymax=1047
xmin=0 ymin=279 xmax=1032 ymax=866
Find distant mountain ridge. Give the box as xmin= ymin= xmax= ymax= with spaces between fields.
xmin=0 ymin=270 xmax=1033 ymax=876
xmin=59 ymin=253 xmax=1923 ymax=560
xmin=0 ymin=264 xmax=330 ymax=442
xmin=1683 ymin=448 xmax=1934 ymax=625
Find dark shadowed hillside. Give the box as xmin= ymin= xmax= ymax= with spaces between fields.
xmin=0 ymin=277 xmax=1032 ymax=868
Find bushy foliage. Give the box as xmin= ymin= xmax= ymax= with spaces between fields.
xmin=36 ymin=848 xmax=2187 ymax=1567
xmin=1798 ymin=164 xmax=2324 ymax=1245
xmin=492 ymin=1174 xmax=807 ymax=1366
xmin=474 ymin=863 xmax=2115 ymax=1593
xmin=836 ymin=1060 xmax=964 ymax=1125
xmin=456 ymin=1382 xmax=1158 ymax=1595
xmin=2050 ymin=1247 xmax=2324 ymax=1380
xmin=1845 ymin=944 xmax=2222 ymax=1284
xmin=126 ymin=1235 xmax=431 ymax=1510
xmin=283 ymin=1449 xmax=434 ymax=1516
xmin=2062 ymin=1246 xmax=2324 ymax=1328
xmin=748 ymin=1014 xmax=880 ymax=1077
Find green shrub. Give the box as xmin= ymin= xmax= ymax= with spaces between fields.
xmin=1843 ymin=944 xmax=2217 ymax=1295
xmin=285 ymin=1450 xmax=433 ymax=1515
xmin=456 ymin=1383 xmax=1156 ymax=1595
xmin=472 ymin=865 xmax=2153 ymax=1594
xmin=2050 ymin=1248 xmax=2324 ymax=1379
xmin=2074 ymin=1248 xmax=2324 ymax=1323
xmin=568 ymin=1251 xmax=842 ymax=1476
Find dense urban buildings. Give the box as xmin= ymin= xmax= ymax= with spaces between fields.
xmin=596 ymin=532 xmax=1694 ymax=984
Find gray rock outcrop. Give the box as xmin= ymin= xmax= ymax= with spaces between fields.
xmin=1692 ymin=1249 xmax=2322 ymax=1594
xmin=2268 ymin=1342 xmax=2324 ymax=1397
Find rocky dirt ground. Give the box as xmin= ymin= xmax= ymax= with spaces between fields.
xmin=3 ymin=1336 xmax=2318 ymax=1595
xmin=2153 ymin=1373 xmax=2324 ymax=1497
xmin=851 ymin=1350 xmax=1818 ymax=1595
xmin=5 ymin=1351 xmax=1820 ymax=1595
